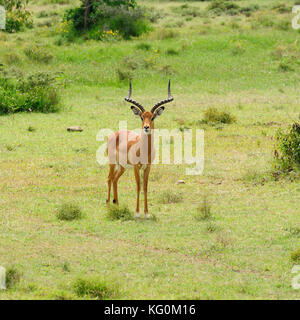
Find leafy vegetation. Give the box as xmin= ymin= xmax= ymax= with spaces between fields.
xmin=57 ymin=203 xmax=83 ymax=221
xmin=291 ymin=249 xmax=300 ymax=263
xmin=194 ymin=197 xmax=213 ymax=221
xmin=106 ymin=205 xmax=134 ymax=221
xmin=0 ymin=72 xmax=61 ymax=114
xmin=5 ymin=266 xmax=22 ymax=289
xmin=61 ymin=0 xmax=150 ymax=40
xmin=0 ymin=0 xmax=33 ymax=32
xmin=73 ymin=277 xmax=118 ymax=299
xmin=274 ymin=123 xmax=300 ymax=172
xmin=202 ymin=107 xmax=236 ymax=125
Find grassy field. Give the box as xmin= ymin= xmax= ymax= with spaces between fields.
xmin=0 ymin=0 xmax=300 ymax=299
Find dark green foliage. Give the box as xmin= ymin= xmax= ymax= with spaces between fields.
xmin=208 ymin=1 xmax=259 ymax=17
xmin=136 ymin=42 xmax=151 ymax=51
xmin=166 ymin=48 xmax=179 ymax=55
xmin=0 ymin=72 xmax=61 ymax=115
xmin=194 ymin=197 xmax=212 ymax=221
xmin=202 ymin=107 xmax=236 ymax=125
xmin=106 ymin=205 xmax=134 ymax=221
xmin=73 ymin=277 xmax=118 ymax=299
xmin=291 ymin=249 xmax=300 ymax=262
xmin=274 ymin=123 xmax=300 ymax=172
xmin=272 ymin=3 xmax=290 ymax=14
xmin=57 ymin=203 xmax=83 ymax=221
xmin=63 ymin=0 xmax=150 ymax=40
xmin=0 ymin=0 xmax=33 ymax=33
xmin=6 ymin=266 xmax=21 ymax=288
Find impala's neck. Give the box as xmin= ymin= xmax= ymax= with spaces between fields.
xmin=140 ymin=129 xmax=154 ymax=164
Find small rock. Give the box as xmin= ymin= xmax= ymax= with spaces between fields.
xmin=67 ymin=126 xmax=83 ymax=132
xmin=176 ymin=180 xmax=185 ymax=185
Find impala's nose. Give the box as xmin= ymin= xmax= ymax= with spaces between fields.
xmin=144 ymin=125 xmax=150 ymax=131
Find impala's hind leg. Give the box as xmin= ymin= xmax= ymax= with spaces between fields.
xmin=112 ymin=166 xmax=125 ymax=205
xmin=107 ymin=164 xmax=116 ymax=204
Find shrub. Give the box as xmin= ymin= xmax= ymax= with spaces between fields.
xmin=106 ymin=205 xmax=134 ymax=221
xmin=208 ymin=1 xmax=259 ymax=16
xmin=63 ymin=1 xmax=150 ymax=40
xmin=166 ymin=48 xmax=179 ymax=56
xmin=274 ymin=123 xmax=300 ymax=172
xmin=231 ymin=40 xmax=246 ymax=55
xmin=173 ymin=4 xmax=202 ymax=18
xmin=73 ymin=277 xmax=118 ymax=299
xmin=158 ymin=190 xmax=183 ymax=204
xmin=117 ymin=68 xmax=133 ymax=81
xmin=1 ymin=0 xmax=33 ymax=33
xmin=0 ymin=72 xmax=61 ymax=114
xmin=206 ymin=222 xmax=217 ymax=233
xmin=194 ymin=197 xmax=212 ymax=221
xmin=239 ymin=5 xmax=259 ymax=17
xmin=278 ymin=60 xmax=295 ymax=72
xmin=24 ymin=45 xmax=54 ymax=64
xmin=6 ymin=266 xmax=21 ymax=289
xmin=272 ymin=3 xmax=290 ymax=14
xmin=208 ymin=0 xmax=239 ymax=14
xmin=57 ymin=203 xmax=83 ymax=221
xmin=136 ymin=42 xmax=151 ymax=51
xmin=276 ymin=20 xmax=290 ymax=31
xmin=202 ymin=107 xmax=236 ymax=125
xmin=4 ymin=53 xmax=22 ymax=65
xmin=291 ymin=249 xmax=300 ymax=262
xmin=27 ymin=126 xmax=36 ymax=132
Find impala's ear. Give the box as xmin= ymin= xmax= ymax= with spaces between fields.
xmin=131 ymin=106 xmax=142 ymax=117
xmin=151 ymin=106 xmax=165 ymax=121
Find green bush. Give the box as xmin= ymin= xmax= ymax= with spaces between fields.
xmin=6 ymin=266 xmax=22 ymax=289
xmin=291 ymin=249 xmax=300 ymax=262
xmin=0 ymin=72 xmax=61 ymax=114
xmin=106 ymin=205 xmax=134 ymax=221
xmin=194 ymin=197 xmax=213 ymax=221
xmin=0 ymin=0 xmax=33 ymax=33
xmin=136 ymin=42 xmax=151 ymax=51
xmin=208 ymin=1 xmax=259 ymax=17
xmin=57 ymin=203 xmax=83 ymax=221
xmin=202 ymin=107 xmax=236 ymax=125
xmin=63 ymin=1 xmax=150 ymax=40
xmin=73 ymin=277 xmax=118 ymax=299
xmin=274 ymin=123 xmax=300 ymax=172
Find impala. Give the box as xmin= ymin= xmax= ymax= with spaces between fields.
xmin=106 ymin=81 xmax=174 ymax=218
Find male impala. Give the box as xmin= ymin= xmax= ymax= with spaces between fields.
xmin=106 ymin=81 xmax=174 ymax=218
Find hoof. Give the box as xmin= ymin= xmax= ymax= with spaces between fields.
xmin=145 ymin=213 xmax=150 ymax=219
xmin=136 ymin=213 xmax=140 ymax=218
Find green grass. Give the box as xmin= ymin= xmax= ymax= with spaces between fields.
xmin=0 ymin=0 xmax=299 ymax=300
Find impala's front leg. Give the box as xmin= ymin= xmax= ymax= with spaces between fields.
xmin=143 ymin=165 xmax=151 ymax=219
xmin=134 ymin=165 xmax=141 ymax=218
xmin=112 ymin=166 xmax=125 ymax=205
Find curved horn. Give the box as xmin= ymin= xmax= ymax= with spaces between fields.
xmin=151 ymin=80 xmax=174 ymax=114
xmin=124 ymin=81 xmax=145 ymax=113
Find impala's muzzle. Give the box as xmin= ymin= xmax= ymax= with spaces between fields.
xmin=143 ymin=125 xmax=150 ymax=134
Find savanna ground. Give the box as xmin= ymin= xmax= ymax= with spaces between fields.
xmin=0 ymin=0 xmax=300 ymax=299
